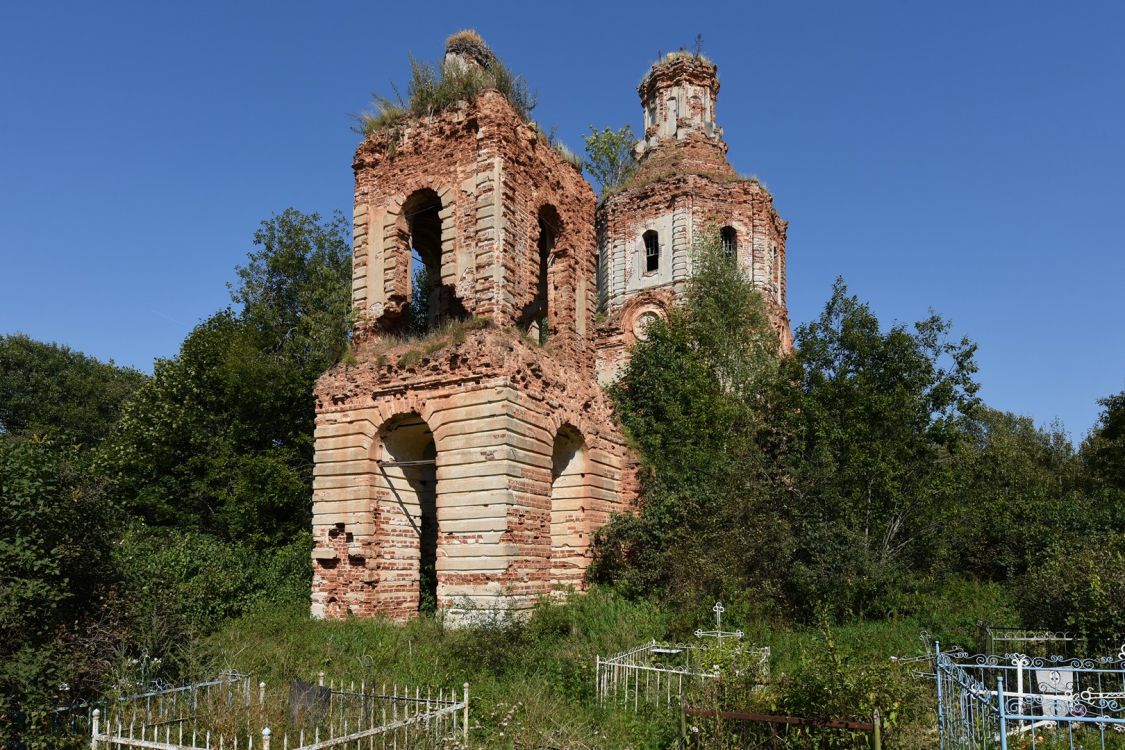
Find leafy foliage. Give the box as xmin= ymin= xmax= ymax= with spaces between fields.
xmin=594 ymin=248 xmax=994 ymax=621
xmin=789 ymin=279 xmax=981 ymax=617
xmin=944 ymin=409 xmax=1085 ymax=581
xmin=0 ymin=437 xmax=122 ymax=747
xmin=101 ymin=210 xmax=350 ymax=545
xmin=583 ymin=125 xmax=637 ymax=195
xmin=1016 ymin=533 xmax=1125 ymax=645
xmin=590 ymin=229 xmax=796 ymax=607
xmin=1083 ymin=389 xmax=1125 ymax=492
xmin=116 ymin=528 xmax=311 ymax=644
xmin=0 ymin=335 xmax=145 ymax=447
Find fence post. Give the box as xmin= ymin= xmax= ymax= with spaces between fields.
xmin=934 ymin=642 xmax=945 ymax=750
xmin=462 ymin=682 xmax=470 ymax=747
xmin=872 ymin=708 xmax=881 ymax=750
xmin=259 ymin=681 xmax=266 ymax=706
xmin=90 ymin=708 xmax=100 ymax=750
xmin=261 ymin=727 xmax=271 ymax=750
xmin=318 ymin=671 xmax=325 ymax=688
xmin=997 ymin=677 xmax=1008 ymax=750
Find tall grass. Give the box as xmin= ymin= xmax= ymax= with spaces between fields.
xmin=192 ymin=580 xmax=1011 ymax=748
xmin=361 ymin=55 xmax=537 ymax=136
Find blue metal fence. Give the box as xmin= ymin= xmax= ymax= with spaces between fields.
xmin=935 ymin=642 xmax=1125 ymax=749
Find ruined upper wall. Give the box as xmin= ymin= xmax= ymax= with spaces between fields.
xmin=350 ymin=88 xmax=597 ymax=362
xmin=634 ymin=54 xmax=728 ymax=170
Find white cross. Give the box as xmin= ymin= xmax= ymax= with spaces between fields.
xmin=713 ymin=602 xmax=724 ymax=631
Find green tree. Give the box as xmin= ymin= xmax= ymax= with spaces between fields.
xmin=1082 ymin=388 xmax=1125 ymax=493
xmin=790 ymin=279 xmax=980 ymax=617
xmin=231 ymin=208 xmax=353 ymax=374
xmin=0 ymin=335 xmax=146 ymax=448
xmin=0 ymin=437 xmax=121 ymax=746
xmin=102 ymin=209 xmax=351 ymax=545
xmin=583 ymin=125 xmax=636 ymax=195
xmin=590 ymin=229 xmax=797 ymax=607
xmin=945 ymin=408 xmax=1085 ymax=581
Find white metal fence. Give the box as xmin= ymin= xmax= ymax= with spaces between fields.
xmin=85 ymin=672 xmax=468 ymax=750
xmin=595 ymin=639 xmax=770 ymax=712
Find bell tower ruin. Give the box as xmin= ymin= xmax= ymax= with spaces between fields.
xmin=595 ymin=53 xmax=792 ymax=383
xmin=311 ymin=33 xmax=629 ymax=623
xmin=310 ymin=36 xmax=793 ymax=623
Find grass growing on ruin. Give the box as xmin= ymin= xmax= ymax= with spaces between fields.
xmin=360 ymin=32 xmax=536 ymax=136
xmin=340 ymin=317 xmax=494 ymax=370
xmin=196 ymin=581 xmax=1013 ymax=749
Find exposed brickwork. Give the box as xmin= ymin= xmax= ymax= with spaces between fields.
xmin=596 ymin=52 xmax=793 ymax=383
xmin=311 ymin=40 xmax=792 ymax=623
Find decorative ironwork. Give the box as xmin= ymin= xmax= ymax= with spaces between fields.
xmin=935 ymin=641 xmax=1125 ymax=749
xmin=978 ymin=621 xmax=1082 ymax=659
xmin=694 ymin=602 xmax=745 ymax=640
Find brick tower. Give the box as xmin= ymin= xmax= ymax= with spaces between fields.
xmin=595 ymin=53 xmax=792 ymax=383
xmin=311 ymin=34 xmax=628 ymax=622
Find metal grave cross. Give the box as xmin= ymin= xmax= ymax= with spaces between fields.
xmin=713 ymin=602 xmax=724 ymax=631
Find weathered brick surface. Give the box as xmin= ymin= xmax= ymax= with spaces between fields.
xmin=312 ymin=329 xmax=626 ymax=622
xmin=596 ymin=53 xmax=793 ymax=385
xmin=311 ymin=42 xmax=792 ymax=623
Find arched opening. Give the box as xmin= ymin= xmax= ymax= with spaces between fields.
xmin=399 ymin=189 xmax=467 ymax=336
xmin=642 ymin=230 xmax=660 ymax=274
xmin=378 ymin=414 xmax=438 ymax=614
xmin=550 ymin=425 xmax=589 ymax=588
xmin=519 ymin=205 xmax=559 ymax=344
xmin=720 ymin=226 xmax=737 ymax=262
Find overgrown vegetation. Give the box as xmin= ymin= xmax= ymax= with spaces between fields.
xmin=360 ymin=31 xmax=536 ymax=136
xmin=2 ymin=209 xmax=1123 ymax=748
xmin=584 ymin=125 xmax=637 ymax=195
xmin=593 ymin=227 xmax=1125 ymax=632
xmin=0 ymin=209 xmax=349 ymax=746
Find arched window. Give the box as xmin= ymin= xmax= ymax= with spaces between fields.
xmin=720 ymin=226 xmax=737 ymax=262
xmin=399 ymin=189 xmax=466 ymax=335
xmin=519 ymin=205 xmax=559 ymax=344
xmin=378 ymin=413 xmax=438 ymax=614
xmin=643 ymin=230 xmax=659 ymax=273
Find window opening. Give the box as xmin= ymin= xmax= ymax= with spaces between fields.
xmin=520 ymin=206 xmax=559 ymax=344
xmin=720 ymin=226 xmax=737 ymax=262
xmin=643 ymin=230 xmax=659 ymax=273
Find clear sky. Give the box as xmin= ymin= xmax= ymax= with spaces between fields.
xmin=1 ymin=1 xmax=1122 ymax=440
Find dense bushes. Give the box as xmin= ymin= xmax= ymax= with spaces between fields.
xmin=0 ymin=210 xmax=346 ymax=746
xmin=116 ymin=529 xmax=311 ymax=642
xmin=1016 ymin=533 xmax=1125 ymax=645
xmin=594 ymin=227 xmax=1125 ymax=637
xmin=590 ymin=230 xmax=796 ymax=610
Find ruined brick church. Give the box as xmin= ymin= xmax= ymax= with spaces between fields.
xmin=311 ymin=34 xmax=790 ymax=622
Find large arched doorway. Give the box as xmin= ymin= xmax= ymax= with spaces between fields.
xmin=378 ymin=414 xmax=439 ymax=614
xmin=550 ymin=425 xmax=590 ymax=588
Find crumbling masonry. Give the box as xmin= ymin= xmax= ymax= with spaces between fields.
xmin=311 ymin=38 xmax=791 ymax=622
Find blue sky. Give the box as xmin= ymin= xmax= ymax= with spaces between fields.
xmin=1 ymin=1 xmax=1122 ymax=439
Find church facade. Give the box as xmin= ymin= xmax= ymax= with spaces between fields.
xmin=310 ymin=37 xmax=790 ymax=622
